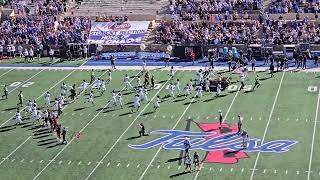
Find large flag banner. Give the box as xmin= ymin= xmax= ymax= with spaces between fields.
xmin=87 ymin=21 xmax=150 ymax=45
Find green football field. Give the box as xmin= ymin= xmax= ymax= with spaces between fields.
xmin=0 ymin=68 xmax=320 ymax=180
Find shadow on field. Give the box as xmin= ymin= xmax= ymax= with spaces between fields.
xmin=46 ymin=143 xmax=62 ymax=149
xmin=126 ymin=135 xmax=141 ymax=140
xmin=165 ymin=157 xmax=184 ymax=163
xmin=74 ymin=107 xmax=86 ymax=111
xmin=119 ymin=112 xmax=131 ymax=116
xmin=37 ymin=138 xmax=56 ymax=143
xmin=33 ymin=134 xmax=50 ymax=139
xmin=103 ymin=109 xmax=115 ymax=113
xmin=169 ymin=171 xmax=192 ymax=178
xmin=3 ymin=107 xmax=17 ymax=111
xmin=142 ymin=111 xmax=154 ymax=116
xmin=173 ymin=98 xmax=185 ymax=103
xmin=38 ymin=140 xmax=57 ymax=147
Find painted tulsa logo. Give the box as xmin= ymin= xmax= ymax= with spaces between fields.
xmin=129 ymin=122 xmax=298 ymax=164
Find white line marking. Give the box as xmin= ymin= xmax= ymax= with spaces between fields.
xmin=32 ymin=71 xmax=143 ymax=180
xmin=194 ymin=88 xmax=240 ymax=180
xmin=241 ymin=168 xmax=244 ymax=173
xmin=297 ymin=171 xmax=300 ymax=175
xmin=140 ymin=92 xmax=209 ymax=180
xmin=59 ymin=161 xmax=63 ymax=165
xmin=117 ymin=163 xmax=120 ymax=167
xmin=178 ymin=166 xmax=181 ymax=170
xmin=263 ymin=169 xmax=266 ymax=173
xmin=220 ymin=168 xmax=223 ymax=172
xmin=0 ymin=69 xmax=78 ymax=128
xmin=30 ymin=160 xmax=34 ymax=163
xmin=230 ymin=168 xmax=233 ymax=172
xmin=249 ymin=72 xmax=285 ymax=180
xmin=209 ymin=168 xmax=212 ymax=171
xmin=87 ymin=162 xmax=92 ymax=166
xmin=0 ymin=136 xmax=31 ymax=165
xmin=285 ymin=170 xmax=288 ymax=174
xmin=307 ymin=87 xmax=320 ymax=180
xmin=20 ymin=159 xmax=24 ymax=163
xmin=39 ymin=160 xmax=43 ymax=163
xmin=8 ymin=70 xmax=44 ymax=95
xmin=68 ymin=161 xmax=71 ymax=165
xmin=137 ymin=164 xmax=140 ymax=168
xmin=11 ymin=159 xmax=15 ymax=162
xmin=126 ymin=164 xmax=130 ymax=167
xmin=274 ymin=169 xmax=277 ymax=174
xmin=84 ymin=72 xmax=175 ymax=180
xmin=78 ymin=161 xmax=82 ymax=165
xmin=0 ymin=69 xmax=13 ymax=79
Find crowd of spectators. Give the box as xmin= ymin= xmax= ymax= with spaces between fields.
xmin=268 ymin=0 xmax=320 ymax=14
xmin=169 ymin=0 xmax=262 ymax=20
xmin=156 ymin=20 xmax=260 ymax=44
xmin=263 ymin=18 xmax=320 ymax=44
xmin=0 ymin=16 xmax=91 ymax=47
xmin=9 ymin=0 xmax=65 ymax=15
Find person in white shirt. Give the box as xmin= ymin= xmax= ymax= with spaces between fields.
xmin=49 ymin=48 xmax=54 ymax=62
xmin=31 ymin=104 xmax=38 ymax=123
xmin=216 ymin=82 xmax=222 ymax=97
xmin=95 ymin=78 xmax=102 ymax=89
xmin=18 ymin=45 xmax=23 ymax=57
xmin=79 ymin=80 xmax=89 ymax=94
xmin=15 ymin=110 xmax=22 ymax=125
xmin=110 ymin=90 xmax=117 ymax=107
xmin=131 ymin=94 xmax=140 ymax=113
xmin=136 ymin=76 xmax=142 ymax=88
xmin=58 ymin=94 xmax=65 ymax=107
xmin=195 ymin=84 xmax=202 ymax=99
xmin=175 ymin=79 xmax=181 ymax=96
xmin=184 ymin=84 xmax=190 ymax=97
xmin=142 ymin=86 xmax=148 ymax=102
xmin=168 ymin=66 xmax=174 ymax=78
xmin=142 ymin=60 xmax=147 ymax=71
xmin=53 ymin=98 xmax=59 ymax=111
xmin=83 ymin=45 xmax=88 ymax=58
xmin=117 ymin=93 xmax=123 ymax=108
xmin=99 ymin=79 xmax=106 ymax=95
xmin=188 ymin=79 xmax=193 ymax=91
xmin=60 ymin=82 xmax=67 ymax=96
xmin=154 ymin=95 xmax=161 ymax=111
xmin=44 ymin=91 xmax=51 ymax=107
xmin=7 ymin=45 xmax=11 ymax=58
xmin=205 ymin=78 xmax=210 ymax=92
xmin=124 ymin=74 xmax=133 ymax=90
xmin=84 ymin=90 xmax=94 ymax=105
xmin=29 ymin=48 xmax=34 ymax=61
xmin=167 ymin=83 xmax=175 ymax=98
xmin=24 ymin=49 xmax=29 ymax=62
xmin=26 ymin=100 xmax=32 ymax=113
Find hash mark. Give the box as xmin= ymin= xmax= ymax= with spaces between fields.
xmin=163 ymin=115 xmax=166 ymax=118
xmin=88 ymin=162 xmax=92 ymax=165
xmin=230 ymin=168 xmax=233 ymax=172
xmin=39 ymin=160 xmax=43 ymax=163
xmin=206 ymin=116 xmax=209 ymax=119
xmin=72 ymin=113 xmax=75 ymax=116
xmin=20 ymin=159 xmax=24 ymax=163
xmin=167 ymin=166 xmax=170 ymax=169
xmin=210 ymin=168 xmax=212 ymax=171
xmin=178 ymin=166 xmax=181 ymax=170
xmin=88 ymin=113 xmax=91 ymax=116
xmin=30 ymin=160 xmax=34 ymax=163
xmin=285 ymin=170 xmax=288 ymax=174
xmin=274 ymin=169 xmax=277 ymax=174
xmin=112 ymin=114 xmax=116 ymax=117
xmin=129 ymin=114 xmax=132 ymax=117
xmin=68 ymin=161 xmax=71 ymax=165
xmin=171 ymin=115 xmax=173 ymax=119
xmin=137 ymin=164 xmax=140 ymax=168
xmin=59 ymin=160 xmax=63 ymax=165
xmin=220 ymin=168 xmax=223 ymax=172
xmin=117 ymin=163 xmax=120 ymax=167
xmin=78 ymin=161 xmax=82 ymax=165
xmin=157 ymin=165 xmax=161 ymax=169
xmin=297 ymin=171 xmax=300 ymax=175
xmin=241 ymin=168 xmax=244 ymax=173
xmin=154 ymin=115 xmax=157 ymax=118
xmin=296 ymin=118 xmax=299 ymax=121
xmin=263 ymin=169 xmax=266 ymax=173
xmin=106 ymin=162 xmax=110 ymax=166
xmin=11 ymin=159 xmax=15 ymax=162
xmin=79 ymin=113 xmax=83 ymax=116
xmin=126 ymin=164 xmax=130 ymax=167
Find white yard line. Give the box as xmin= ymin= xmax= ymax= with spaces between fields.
xmin=193 ymin=89 xmax=240 ymax=180
xmin=307 ymin=87 xmax=320 ymax=180
xmin=138 ymin=94 xmax=196 ymax=180
xmin=0 ymin=69 xmax=13 ymax=79
xmin=32 ymin=70 xmax=144 ymax=180
xmin=249 ymin=72 xmax=285 ymax=180
xmin=8 ymin=70 xmax=44 ymax=94
xmin=0 ymin=70 xmax=78 ymax=128
xmin=84 ymin=72 xmax=176 ymax=180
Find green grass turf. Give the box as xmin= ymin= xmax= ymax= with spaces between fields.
xmin=0 ymin=69 xmax=319 ymax=180
xmin=0 ymin=57 xmax=86 ymax=66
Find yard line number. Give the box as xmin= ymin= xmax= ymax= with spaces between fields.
xmin=227 ymin=85 xmax=252 ymax=91
xmin=9 ymin=81 xmax=34 ymax=88
xmin=308 ymin=86 xmax=319 ymax=93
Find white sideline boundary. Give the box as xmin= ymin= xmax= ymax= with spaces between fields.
xmin=32 ymin=70 xmax=145 ymax=180
xmin=307 ymin=85 xmax=320 ymax=180
xmin=83 ymin=71 xmax=176 ymax=180
xmin=0 ymin=65 xmax=320 ymax=72
xmin=249 ymin=72 xmax=286 ymax=180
